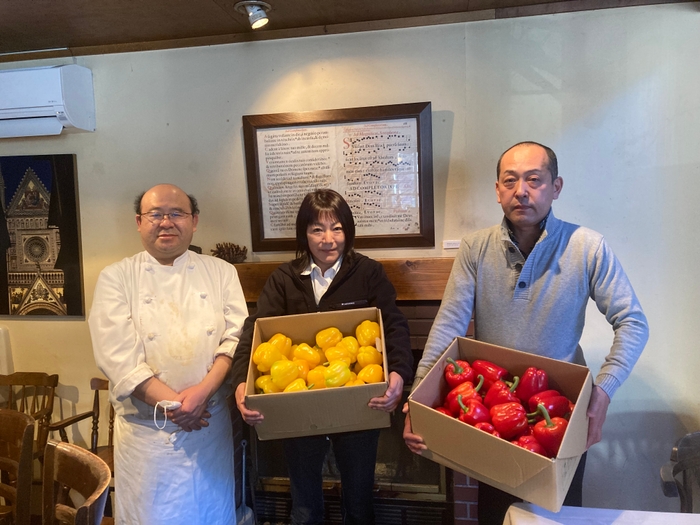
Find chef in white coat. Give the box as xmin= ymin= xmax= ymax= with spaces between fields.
xmin=89 ymin=184 xmax=248 ymax=524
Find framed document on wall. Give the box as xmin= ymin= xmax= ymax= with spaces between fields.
xmin=242 ymin=102 xmax=434 ymax=252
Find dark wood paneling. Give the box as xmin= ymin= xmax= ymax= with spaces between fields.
xmin=234 ymin=257 xmax=454 ymax=302
xmin=0 ymin=0 xmax=690 ymax=60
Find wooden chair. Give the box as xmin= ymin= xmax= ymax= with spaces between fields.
xmin=47 ymin=379 xmax=114 ymax=522
xmin=0 ymin=373 xmax=58 ymax=463
xmin=0 ymin=408 xmax=34 ymax=525
xmin=661 ymin=430 xmax=700 ymax=513
xmin=49 ymin=379 xmax=113 ymax=476
xmin=42 ymin=440 xmax=110 ymax=525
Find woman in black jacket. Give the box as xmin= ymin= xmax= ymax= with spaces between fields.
xmin=233 ymin=189 xmax=412 ymax=525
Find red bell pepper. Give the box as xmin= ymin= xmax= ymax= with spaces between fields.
xmin=444 ymin=357 xmax=476 ymax=389
xmin=511 ymin=435 xmax=548 ymax=457
xmin=474 ymin=422 xmax=501 ymax=438
xmin=527 ymin=390 xmax=572 ymax=419
xmin=489 ymin=402 xmax=529 ymax=440
xmin=532 ymin=403 xmax=569 ymax=457
xmin=433 ymin=406 xmax=453 ymax=417
xmin=514 ymin=366 xmax=549 ymax=403
xmin=472 ymin=360 xmax=509 ymax=389
xmin=457 ymin=396 xmax=491 ymax=426
xmin=483 ymin=376 xmax=520 ymax=408
xmin=445 ymin=375 xmax=484 ymax=416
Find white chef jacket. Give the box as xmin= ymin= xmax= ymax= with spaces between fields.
xmin=88 ymin=250 xmax=248 ymax=525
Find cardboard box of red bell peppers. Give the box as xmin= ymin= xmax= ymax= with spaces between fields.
xmin=408 ymin=337 xmax=592 ymax=512
xmin=245 ymin=307 xmax=390 ymax=441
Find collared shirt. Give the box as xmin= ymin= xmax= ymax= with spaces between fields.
xmin=504 ymin=208 xmax=552 ymax=258
xmin=301 ymin=255 xmax=344 ymax=305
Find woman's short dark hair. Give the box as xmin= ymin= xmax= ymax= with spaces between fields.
xmin=293 ymin=189 xmax=355 ymax=269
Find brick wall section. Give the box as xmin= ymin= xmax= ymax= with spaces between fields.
xmin=453 ymin=472 xmax=479 ymax=523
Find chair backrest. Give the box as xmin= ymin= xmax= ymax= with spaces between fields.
xmin=0 ymin=408 xmax=35 ymax=525
xmin=42 ymin=440 xmax=111 ymax=525
xmin=0 ymin=372 xmax=59 ymax=459
xmin=89 ymin=378 xmax=113 ymax=454
xmin=671 ymin=431 xmax=700 ymax=513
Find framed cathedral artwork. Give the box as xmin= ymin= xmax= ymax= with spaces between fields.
xmin=0 ymin=154 xmax=84 ymax=317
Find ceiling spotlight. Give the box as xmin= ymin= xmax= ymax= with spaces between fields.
xmin=234 ymin=1 xmax=272 ymax=30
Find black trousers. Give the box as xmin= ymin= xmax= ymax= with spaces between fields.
xmin=283 ymin=428 xmax=381 ymax=525
xmin=477 ymin=451 xmax=587 ymax=525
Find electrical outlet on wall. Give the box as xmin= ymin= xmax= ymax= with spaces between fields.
xmin=442 ymin=240 xmax=461 ymax=250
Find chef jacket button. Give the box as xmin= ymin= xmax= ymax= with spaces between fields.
xmin=206 ymin=327 xmax=215 ymax=335
xmin=518 ymin=281 xmax=527 ymax=289
xmin=200 ymin=292 xmax=208 ymax=299
xmin=188 ymin=264 xmax=195 ymax=270
xmin=145 ymin=297 xmax=152 ymax=304
xmin=148 ymin=332 xmax=156 ymax=340
xmin=145 ymin=265 xmax=153 ymax=272
xmin=207 ymin=363 xmax=213 ymax=372
xmin=153 ymin=368 xmax=160 ymax=375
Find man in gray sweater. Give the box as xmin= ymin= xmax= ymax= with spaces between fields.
xmin=403 ymin=141 xmax=649 ymax=525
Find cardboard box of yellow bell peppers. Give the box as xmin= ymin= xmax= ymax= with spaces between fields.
xmin=408 ymin=337 xmax=592 ymax=512
xmin=245 ymin=307 xmax=391 ymax=441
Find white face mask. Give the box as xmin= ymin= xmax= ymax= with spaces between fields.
xmin=153 ymin=400 xmax=188 ymax=445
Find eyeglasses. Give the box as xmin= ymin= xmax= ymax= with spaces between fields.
xmin=139 ymin=211 xmax=192 ymax=224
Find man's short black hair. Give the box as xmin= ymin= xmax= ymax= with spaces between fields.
xmin=496 ymin=141 xmax=558 ymax=182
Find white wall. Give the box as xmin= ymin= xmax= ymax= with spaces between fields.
xmin=1 ymin=2 xmax=698 ymax=512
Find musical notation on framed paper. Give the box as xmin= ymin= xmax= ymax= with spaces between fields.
xmin=242 ymin=102 xmax=434 ymax=252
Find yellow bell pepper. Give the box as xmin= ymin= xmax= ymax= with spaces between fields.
xmin=336 ymin=336 xmax=360 ymax=363
xmin=292 ymin=343 xmax=323 ymax=368
xmin=270 ymin=359 xmax=299 ymax=389
xmin=307 ymin=365 xmax=327 ymax=389
xmin=356 ymin=346 xmax=383 ymax=368
xmin=345 ymin=378 xmax=366 ymax=387
xmin=255 ymin=374 xmax=282 ymax=394
xmin=324 ymin=360 xmax=352 ymax=388
xmin=357 ymin=364 xmax=383 ymax=383
xmin=268 ymin=333 xmax=293 ymax=358
xmin=254 ymin=343 xmax=287 ymax=373
xmin=293 ymin=358 xmax=310 ymax=382
xmin=356 ymin=320 xmax=380 ymax=347
xmin=323 ymin=345 xmax=353 ymax=366
xmin=316 ymin=327 xmax=343 ymax=350
xmin=283 ymin=378 xmax=310 ymax=392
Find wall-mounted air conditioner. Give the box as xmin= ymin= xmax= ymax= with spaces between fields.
xmin=0 ymin=64 xmax=96 ymax=139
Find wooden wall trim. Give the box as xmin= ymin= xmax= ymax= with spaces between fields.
xmin=234 ymin=257 xmax=454 ymax=302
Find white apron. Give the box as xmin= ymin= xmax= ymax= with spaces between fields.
xmin=113 ymin=258 xmax=236 ymax=525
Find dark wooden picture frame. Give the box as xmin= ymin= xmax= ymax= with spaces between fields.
xmin=0 ymin=154 xmax=84 ymax=317
xmin=242 ymin=102 xmax=434 ymax=252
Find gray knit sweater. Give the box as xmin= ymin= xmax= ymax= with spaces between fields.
xmin=414 ymin=211 xmax=649 ymax=400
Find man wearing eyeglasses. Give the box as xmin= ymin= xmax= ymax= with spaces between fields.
xmin=89 ymin=184 xmax=248 ymax=524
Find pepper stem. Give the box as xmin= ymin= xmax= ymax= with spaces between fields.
xmin=457 ymin=394 xmax=467 ymax=413
xmin=474 ymin=374 xmax=485 ymax=393
xmin=446 ymin=357 xmax=464 ymax=374
xmin=508 ymin=376 xmax=520 ymax=393
xmin=537 ymin=403 xmax=555 ymax=427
